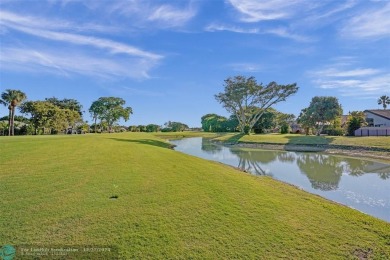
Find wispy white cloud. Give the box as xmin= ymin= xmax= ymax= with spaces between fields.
xmin=205 ymin=23 xmax=259 ymax=34
xmin=227 ymin=0 xmax=312 ymax=22
xmin=312 ymin=68 xmax=382 ymax=78
xmin=314 ymin=0 xmax=357 ymax=20
xmin=264 ymin=27 xmax=312 ymax=42
xmin=11 ymin=25 xmax=161 ymax=60
xmin=0 ymin=10 xmax=117 ymax=33
xmin=227 ymin=0 xmax=356 ymax=24
xmin=225 ymin=0 xmax=362 ymax=42
xmin=314 ymin=75 xmax=390 ymax=98
xmin=205 ymin=23 xmax=311 ymax=42
xmin=227 ymin=62 xmax=263 ymax=73
xmin=309 ymin=59 xmax=390 ymax=98
xmin=0 ymin=11 xmax=161 ymax=60
xmin=0 ymin=47 xmax=158 ymax=79
xmin=0 ymin=10 xmax=162 ymax=79
xmin=147 ymin=5 xmax=196 ymax=27
xmin=340 ymin=2 xmax=390 ymax=39
xmin=108 ymin=0 xmax=197 ymax=28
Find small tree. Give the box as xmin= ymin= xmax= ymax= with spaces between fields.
xmin=297 ymin=108 xmax=314 ymax=135
xmin=277 ymin=113 xmax=295 ymax=134
xmin=215 ymin=76 xmax=298 ymax=134
xmin=298 ymin=96 xmax=343 ymax=136
xmin=378 ymin=95 xmax=390 ymax=109
xmin=163 ymin=121 xmax=189 ymax=132
xmin=146 ymin=124 xmax=160 ymax=132
xmin=89 ymin=99 xmax=105 ymax=133
xmin=138 ymin=125 xmax=147 ymax=132
xmin=346 ymin=111 xmax=367 ymax=136
xmin=0 ymin=121 xmax=9 ymax=136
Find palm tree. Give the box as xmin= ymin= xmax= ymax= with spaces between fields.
xmin=377 ymin=95 xmax=390 ymax=110
xmin=1 ymin=89 xmax=27 ymax=136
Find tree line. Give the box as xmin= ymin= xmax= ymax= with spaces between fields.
xmin=1 ymin=76 xmax=388 ymax=136
xmin=0 ymin=89 xmax=189 ymax=136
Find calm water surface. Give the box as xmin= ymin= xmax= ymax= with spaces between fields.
xmin=171 ymin=137 xmax=390 ymax=222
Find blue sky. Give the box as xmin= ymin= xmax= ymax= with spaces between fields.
xmin=0 ymin=0 xmax=389 ymax=127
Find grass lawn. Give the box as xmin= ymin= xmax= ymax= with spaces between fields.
xmin=1 ymin=133 xmax=389 ymax=259
xmin=215 ymin=133 xmax=390 ymax=149
xmin=154 ymin=131 xmax=219 ymax=140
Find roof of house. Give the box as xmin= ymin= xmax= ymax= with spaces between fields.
xmin=364 ymin=109 xmax=390 ymax=120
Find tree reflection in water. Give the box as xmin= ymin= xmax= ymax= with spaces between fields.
xmin=277 ymin=152 xmax=296 ymax=163
xmin=198 ymin=138 xmax=390 ymax=189
xmin=379 ymin=172 xmax=390 ymax=180
xmin=341 ymin=157 xmax=390 ymax=180
xmin=201 ymin=138 xmax=222 ymax=154
xmin=296 ymin=154 xmax=344 ymax=191
xmin=230 ymin=149 xmax=280 ymax=176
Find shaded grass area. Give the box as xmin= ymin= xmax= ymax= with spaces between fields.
xmin=109 ymin=137 xmax=175 ymax=149
xmin=1 ymin=132 xmax=389 ymax=259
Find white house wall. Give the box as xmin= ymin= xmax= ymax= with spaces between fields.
xmin=365 ymin=112 xmax=390 ymax=127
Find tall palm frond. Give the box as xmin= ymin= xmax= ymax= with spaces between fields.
xmin=377 ymin=95 xmax=390 ymax=110
xmin=0 ymin=89 xmax=27 ymax=135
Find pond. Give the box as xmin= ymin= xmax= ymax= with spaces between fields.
xmin=170 ymin=137 xmax=390 ymax=222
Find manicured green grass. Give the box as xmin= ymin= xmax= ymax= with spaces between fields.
xmin=154 ymin=131 xmax=219 ymax=140
xmin=1 ymin=133 xmax=389 ymax=259
xmin=215 ymin=133 xmax=390 ymax=149
xmin=331 ymin=135 xmax=390 ymax=149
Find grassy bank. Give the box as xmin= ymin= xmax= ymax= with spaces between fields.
xmin=154 ymin=131 xmax=219 ymax=140
xmin=1 ymin=133 xmax=389 ymax=259
xmin=215 ymin=133 xmax=390 ymax=148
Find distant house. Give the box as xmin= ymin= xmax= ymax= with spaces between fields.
xmin=290 ymin=123 xmax=304 ymax=134
xmin=354 ymin=110 xmax=390 ymax=136
xmin=364 ymin=110 xmax=390 ymax=127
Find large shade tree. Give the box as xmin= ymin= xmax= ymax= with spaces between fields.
xmin=20 ymin=101 xmax=81 ymax=135
xmin=201 ymin=114 xmax=228 ymax=132
xmin=89 ymin=97 xmax=132 ymax=133
xmin=0 ymin=89 xmax=27 ymax=136
xmin=215 ymin=76 xmax=298 ymax=134
xmin=378 ymin=95 xmax=390 ymax=109
xmin=297 ymin=96 xmax=343 ymax=136
xmin=45 ymin=97 xmax=83 ymax=116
